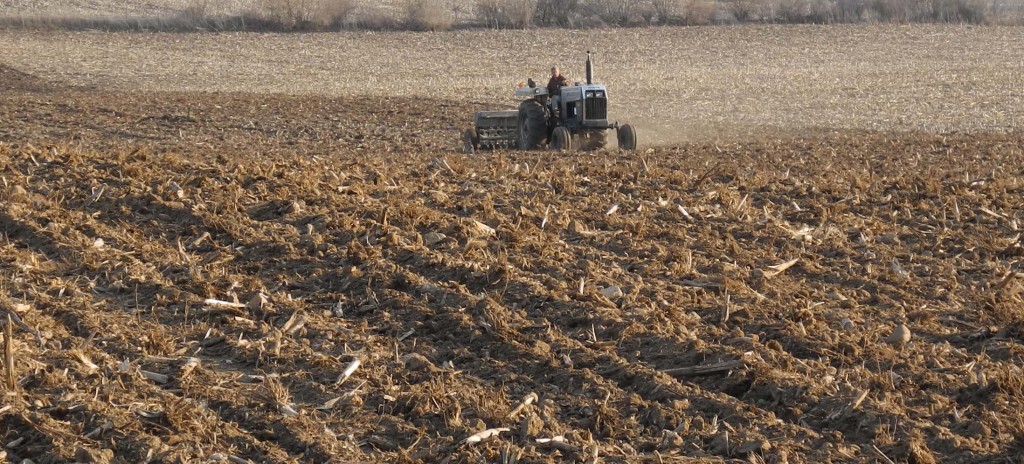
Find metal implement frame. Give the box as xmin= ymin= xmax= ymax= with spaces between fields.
xmin=473 ymin=110 xmax=519 ymax=149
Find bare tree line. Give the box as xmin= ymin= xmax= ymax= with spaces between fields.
xmin=1 ymin=0 xmax=1019 ymax=32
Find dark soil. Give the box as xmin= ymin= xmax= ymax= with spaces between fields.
xmin=2 ymin=65 xmax=1024 ymax=464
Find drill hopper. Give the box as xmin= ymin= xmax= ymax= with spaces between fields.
xmin=464 ymin=110 xmax=519 ymax=152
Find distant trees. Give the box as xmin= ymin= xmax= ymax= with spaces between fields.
xmin=4 ymin=0 xmax=1012 ymax=32
xmin=476 ymin=0 xmax=538 ymax=28
xmin=403 ymin=0 xmax=454 ymax=31
xmin=252 ymin=0 xmax=357 ymax=29
xmin=479 ymin=0 xmax=1006 ymax=26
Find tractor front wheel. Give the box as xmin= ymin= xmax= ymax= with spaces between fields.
xmin=550 ymin=126 xmax=572 ymax=151
xmin=617 ymin=124 xmax=637 ymax=150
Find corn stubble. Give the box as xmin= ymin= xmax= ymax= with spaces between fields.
xmin=0 ymin=38 xmax=1023 ymax=462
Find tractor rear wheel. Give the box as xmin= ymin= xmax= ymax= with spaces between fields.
xmin=617 ymin=124 xmax=637 ymax=150
xmin=551 ymin=126 xmax=572 ymax=151
xmin=517 ymin=100 xmax=547 ymax=150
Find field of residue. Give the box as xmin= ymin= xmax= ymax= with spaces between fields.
xmin=2 ymin=47 xmax=1024 ymax=463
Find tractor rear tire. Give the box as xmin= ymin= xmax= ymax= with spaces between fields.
xmin=617 ymin=124 xmax=637 ymax=150
xmin=517 ymin=100 xmax=547 ymax=150
xmin=551 ymin=126 xmax=572 ymax=151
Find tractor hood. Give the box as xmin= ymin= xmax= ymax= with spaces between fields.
xmin=558 ymin=84 xmax=608 ymax=102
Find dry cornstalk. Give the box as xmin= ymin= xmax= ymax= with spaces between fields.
xmin=281 ymin=311 xmax=306 ymax=335
xmin=336 ymin=358 xmax=361 ymax=385
xmin=3 ymin=303 xmax=42 ymax=347
xmin=318 ymin=396 xmax=344 ymax=411
xmin=71 ymin=349 xmax=100 ymax=373
xmin=677 ymin=204 xmax=693 ymax=221
xmin=537 ymin=436 xmax=581 ymax=453
xmin=790 ymin=225 xmax=814 ymax=241
xmin=764 ymin=258 xmax=799 ymax=278
xmin=470 ymin=220 xmax=496 ymax=237
xmin=662 ymin=359 xmax=746 ymax=377
xmin=680 ymin=279 xmax=722 ymax=289
xmin=721 ymin=292 xmax=731 ymax=323
xmin=192 ymin=231 xmax=211 ymax=247
xmin=397 ymin=328 xmax=415 ymax=342
xmin=993 ymin=270 xmax=1024 ymax=292
xmin=979 ymin=207 xmax=1007 ymax=220
xmin=4 ymin=315 xmax=13 ymax=392
xmin=180 ymin=357 xmax=201 ymax=378
xmin=278 ymin=402 xmax=300 ymax=417
xmin=140 ymin=370 xmax=169 ymax=384
xmin=84 ymin=421 xmax=112 ymax=439
xmin=432 ymin=158 xmax=455 ymax=174
xmin=508 ymin=392 xmax=538 ymax=419
xmin=200 ymin=336 xmax=226 ymax=348
xmin=872 ymin=445 xmax=896 ymax=464
xmin=203 ymin=298 xmax=246 ymax=308
xmin=691 ymin=161 xmax=722 ymax=191
xmin=463 ymin=427 xmax=509 ymax=445
xmin=318 ymin=380 xmax=366 ymax=411
xmin=850 ymin=390 xmax=869 ymax=410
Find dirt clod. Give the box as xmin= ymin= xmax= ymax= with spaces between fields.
xmin=885 ymin=324 xmax=912 ymax=346
xmin=423 ymin=232 xmax=447 ymax=246
xmin=736 ymin=439 xmax=771 ymax=454
xmin=247 ymin=293 xmax=269 ymax=311
xmin=568 ymin=220 xmax=589 ymax=235
xmin=75 ymin=447 xmax=114 ymax=463
xmin=401 ymin=353 xmax=437 ymax=372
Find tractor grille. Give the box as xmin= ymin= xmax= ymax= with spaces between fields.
xmin=585 ymin=97 xmax=607 ymax=120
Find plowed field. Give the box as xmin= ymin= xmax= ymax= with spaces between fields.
xmin=2 ymin=55 xmax=1024 ymax=464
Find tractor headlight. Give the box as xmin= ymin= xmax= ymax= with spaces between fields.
xmin=596 ymin=91 xmax=605 ymax=98
xmin=586 ymin=91 xmax=595 ymax=98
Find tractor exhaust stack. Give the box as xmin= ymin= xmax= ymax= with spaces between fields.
xmin=586 ymin=51 xmax=593 ymax=85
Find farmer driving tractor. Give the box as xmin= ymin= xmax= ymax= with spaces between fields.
xmin=547 ymin=66 xmax=570 ymax=94
xmin=547 ymin=66 xmax=570 ymax=116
